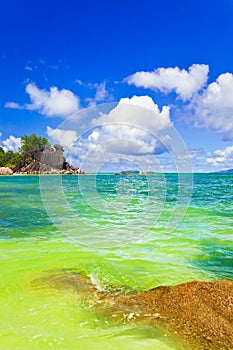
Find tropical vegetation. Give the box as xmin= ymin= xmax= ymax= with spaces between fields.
xmin=0 ymin=134 xmax=50 ymax=168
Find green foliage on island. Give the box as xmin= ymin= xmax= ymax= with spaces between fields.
xmin=19 ymin=134 xmax=50 ymax=154
xmin=0 ymin=134 xmax=50 ymax=168
xmin=0 ymin=148 xmax=22 ymax=168
xmin=25 ymin=157 xmax=33 ymax=165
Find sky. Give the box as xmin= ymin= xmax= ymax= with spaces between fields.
xmin=0 ymin=0 xmax=233 ymax=172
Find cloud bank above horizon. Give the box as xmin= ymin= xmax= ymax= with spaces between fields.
xmin=2 ymin=62 xmax=233 ymax=172
xmin=45 ymin=95 xmax=175 ymax=172
xmin=126 ymin=64 xmax=233 ymax=142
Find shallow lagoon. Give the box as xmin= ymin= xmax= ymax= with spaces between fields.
xmin=0 ymin=174 xmax=232 ymax=349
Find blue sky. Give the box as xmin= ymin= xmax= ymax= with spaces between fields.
xmin=1 ymin=0 xmax=233 ymax=172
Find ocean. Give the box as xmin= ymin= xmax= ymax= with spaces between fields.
xmin=0 ymin=174 xmax=232 ymax=349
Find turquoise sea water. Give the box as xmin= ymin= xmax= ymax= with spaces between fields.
xmin=0 ymin=174 xmax=233 ymax=349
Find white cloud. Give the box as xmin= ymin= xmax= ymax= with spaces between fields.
xmin=190 ymin=73 xmax=233 ymax=140
xmin=56 ymin=95 xmax=173 ymax=171
xmin=85 ymin=81 xmax=113 ymax=106
xmin=88 ymin=130 xmax=100 ymax=142
xmin=95 ymin=95 xmax=172 ymax=133
xmin=207 ymin=145 xmax=233 ymax=168
xmin=5 ymin=83 xmax=80 ymax=118
xmin=94 ymin=81 xmax=112 ymax=102
xmin=126 ymin=64 xmax=209 ymax=101
xmin=75 ymin=79 xmax=113 ymax=106
xmin=184 ymin=146 xmax=233 ymax=172
xmin=169 ymin=146 xmax=233 ymax=172
xmin=5 ymin=102 xmax=24 ymax=109
xmin=25 ymin=65 xmax=33 ymax=71
xmin=75 ymin=79 xmax=85 ymax=86
xmin=0 ymin=135 xmax=21 ymax=152
xmin=46 ymin=126 xmax=78 ymax=149
xmin=89 ymin=95 xmax=172 ymax=157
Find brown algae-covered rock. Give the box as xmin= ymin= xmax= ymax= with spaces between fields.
xmin=33 ymin=272 xmax=233 ymax=350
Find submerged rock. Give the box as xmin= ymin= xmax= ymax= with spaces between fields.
xmin=0 ymin=166 xmax=13 ymax=175
xmin=111 ymin=279 xmax=233 ymax=350
xmin=33 ymin=272 xmax=233 ymax=350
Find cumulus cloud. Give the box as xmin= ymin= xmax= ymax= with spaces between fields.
xmin=126 ymin=64 xmax=209 ymax=101
xmin=0 ymin=135 xmax=21 ymax=152
xmin=190 ymin=73 xmax=233 ymax=140
xmin=87 ymin=95 xmax=172 ymax=156
xmin=184 ymin=146 xmax=233 ymax=172
xmin=46 ymin=126 xmax=78 ymax=149
xmin=125 ymin=65 xmax=233 ymax=142
xmin=52 ymin=95 xmax=174 ymax=171
xmin=5 ymin=83 xmax=80 ymax=118
xmin=207 ymin=145 xmax=233 ymax=168
xmin=170 ymin=146 xmax=233 ymax=172
xmin=95 ymin=95 xmax=172 ymax=132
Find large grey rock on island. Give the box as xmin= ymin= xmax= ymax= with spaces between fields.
xmin=13 ymin=145 xmax=85 ymax=174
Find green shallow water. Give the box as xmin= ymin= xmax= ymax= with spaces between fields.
xmin=0 ymin=174 xmax=233 ymax=349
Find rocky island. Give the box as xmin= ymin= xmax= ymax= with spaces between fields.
xmin=0 ymin=133 xmax=85 ymax=175
xmin=0 ymin=144 xmax=85 ymax=175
